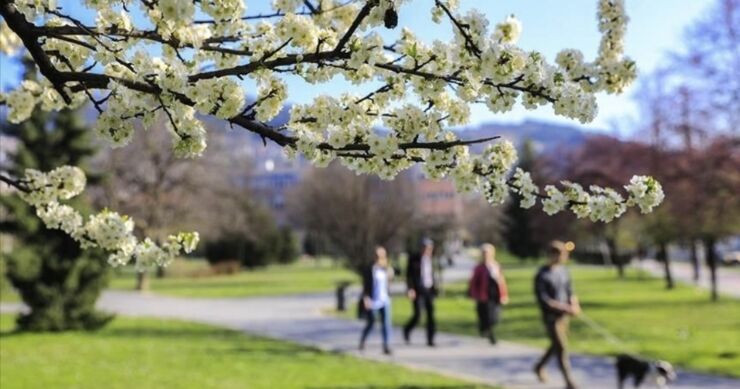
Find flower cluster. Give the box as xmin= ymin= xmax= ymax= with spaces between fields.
xmin=625 ymin=175 xmax=665 ymax=214
xmin=0 ymin=20 xmax=22 ymax=55
xmin=536 ymin=177 xmax=664 ymax=222
xmin=511 ymin=168 xmax=539 ymax=208
xmin=493 ymin=15 xmax=522 ymax=44
xmin=5 ymin=81 xmax=41 ymax=124
xmin=187 ymin=78 xmax=245 ymax=119
xmin=15 ymin=167 xmax=199 ymax=269
xmin=19 ymin=166 xmax=86 ymax=206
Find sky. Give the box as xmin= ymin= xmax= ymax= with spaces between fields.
xmin=0 ymin=0 xmax=714 ymax=132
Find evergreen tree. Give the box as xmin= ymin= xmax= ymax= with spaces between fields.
xmin=1 ymin=63 xmax=111 ymax=331
xmin=503 ymin=139 xmax=540 ymax=259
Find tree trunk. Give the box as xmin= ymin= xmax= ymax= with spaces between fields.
xmin=689 ymin=240 xmax=700 ymax=283
xmin=155 ymin=266 xmax=165 ymax=279
xmin=607 ymin=238 xmax=624 ymax=278
xmin=704 ymin=237 xmax=718 ymax=301
xmin=658 ymin=243 xmax=674 ymax=289
xmin=135 ymin=271 xmax=149 ymax=291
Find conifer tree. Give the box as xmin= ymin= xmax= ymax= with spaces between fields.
xmin=1 ymin=62 xmax=111 ymax=331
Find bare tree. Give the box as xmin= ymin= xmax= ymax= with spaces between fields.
xmin=671 ymin=0 xmax=740 ymax=135
xmin=462 ymin=195 xmax=505 ymax=247
xmin=91 ymin=121 xmax=213 ymax=289
xmin=287 ymin=162 xmax=416 ymax=273
xmin=632 ymin=0 xmax=740 ymax=298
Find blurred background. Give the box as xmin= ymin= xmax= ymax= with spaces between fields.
xmin=1 ymin=0 xmax=738 ymax=388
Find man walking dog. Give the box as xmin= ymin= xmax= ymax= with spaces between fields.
xmin=534 ymin=240 xmax=581 ymax=389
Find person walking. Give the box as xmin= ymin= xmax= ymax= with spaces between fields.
xmin=534 ymin=240 xmax=581 ymax=389
xmin=403 ymin=238 xmax=437 ymax=347
xmin=359 ymin=246 xmax=394 ymax=355
xmin=468 ymin=243 xmax=509 ymax=344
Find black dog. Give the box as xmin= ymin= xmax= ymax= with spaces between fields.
xmin=616 ymin=354 xmax=677 ymax=389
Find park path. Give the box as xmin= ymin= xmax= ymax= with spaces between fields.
xmin=3 ymin=259 xmax=739 ymax=389
xmin=638 ymin=259 xmax=740 ymax=298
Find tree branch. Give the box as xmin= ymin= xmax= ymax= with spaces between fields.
xmin=0 ymin=1 xmax=71 ymax=103
xmin=0 ymin=173 xmax=29 ymax=193
xmin=333 ymin=0 xmax=378 ymax=53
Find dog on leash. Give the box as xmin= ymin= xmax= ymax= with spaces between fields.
xmin=616 ymin=354 xmax=677 ymax=388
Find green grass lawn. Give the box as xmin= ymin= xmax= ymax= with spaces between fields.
xmin=0 ymin=314 xmax=493 ymax=389
xmin=109 ymin=258 xmax=357 ymax=298
xmin=0 ymin=278 xmax=19 ymax=302
xmin=390 ymin=265 xmax=740 ymax=377
xmin=0 ymin=260 xmax=19 ymax=302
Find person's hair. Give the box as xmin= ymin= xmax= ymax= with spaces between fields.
xmin=547 ymin=240 xmax=567 ymax=258
xmin=481 ymin=243 xmax=496 ymax=259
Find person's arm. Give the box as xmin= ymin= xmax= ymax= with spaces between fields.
xmin=362 ymin=267 xmax=372 ymax=298
xmin=468 ymin=267 xmax=479 ymax=299
xmin=541 ymin=295 xmax=574 ymax=314
xmin=406 ymin=254 xmax=417 ymax=299
xmin=535 ymin=273 xmax=574 ymax=314
xmin=497 ymin=265 xmax=509 ymax=304
xmin=470 ymin=265 xmax=487 ymax=301
xmin=567 ymin=274 xmax=581 ymax=315
xmin=362 ymin=267 xmax=375 ymax=309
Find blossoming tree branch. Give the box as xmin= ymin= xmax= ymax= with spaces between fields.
xmin=0 ymin=0 xmax=664 ymax=268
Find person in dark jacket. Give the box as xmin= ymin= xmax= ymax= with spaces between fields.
xmin=468 ymin=243 xmax=509 ymax=344
xmin=402 ymin=238 xmax=437 ymax=347
xmin=359 ymin=246 xmax=394 ymax=355
xmin=533 ymin=240 xmax=581 ymax=389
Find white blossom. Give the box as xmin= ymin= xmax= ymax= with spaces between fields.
xmin=542 ymin=185 xmax=569 ymax=215
xmin=493 ymin=15 xmax=522 ymax=44
xmin=13 ymin=167 xmax=200 ymax=268
xmin=0 ymin=21 xmax=22 ymax=55
xmin=625 ymin=175 xmax=665 ymax=213
xmin=511 ymin=168 xmax=539 ymax=209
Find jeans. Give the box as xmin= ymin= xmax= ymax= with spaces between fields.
xmin=360 ymin=304 xmax=392 ymax=348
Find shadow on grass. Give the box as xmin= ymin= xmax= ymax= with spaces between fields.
xmin=98 ymin=326 xmax=235 ymax=339
xmin=223 ymin=345 xmax=323 ymax=356
xmin=0 ymin=325 xmax=227 ymax=340
xmin=578 ymin=297 xmax=727 ymax=311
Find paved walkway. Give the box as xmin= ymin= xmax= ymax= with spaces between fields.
xmin=638 ymin=260 xmax=740 ymax=298
xmin=97 ymin=291 xmax=740 ymax=389
xmin=2 ymin=259 xmax=738 ymax=388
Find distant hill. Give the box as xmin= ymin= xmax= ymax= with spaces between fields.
xmin=458 ymin=120 xmax=595 ymax=154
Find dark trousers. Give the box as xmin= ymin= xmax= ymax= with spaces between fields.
xmin=403 ymin=288 xmax=436 ymax=344
xmin=536 ymin=316 xmax=576 ymax=387
xmin=475 ymin=301 xmax=500 ymax=339
xmin=360 ymin=306 xmax=390 ymax=348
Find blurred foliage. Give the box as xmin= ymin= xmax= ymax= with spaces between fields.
xmin=503 ymin=139 xmax=540 ymax=259
xmin=203 ymin=228 xmax=297 ymax=269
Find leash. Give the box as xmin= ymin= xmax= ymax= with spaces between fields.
xmin=577 ymin=312 xmax=636 ymax=356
